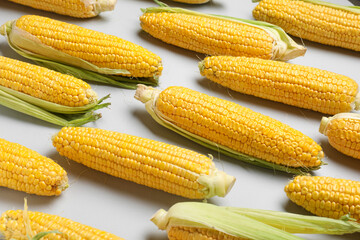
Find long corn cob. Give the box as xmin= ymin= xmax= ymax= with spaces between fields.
xmin=319 ymin=113 xmax=360 ymax=159
xmin=52 ymin=127 xmax=235 ymax=199
xmin=171 ymin=0 xmax=209 ymax=4
xmin=0 ymin=208 xmax=123 ymax=239
xmin=0 ymin=138 xmax=68 ymax=196
xmin=8 ymin=0 xmax=116 ymax=18
xmin=140 ymin=2 xmax=306 ymax=61
xmin=151 ymin=202 xmax=360 ymax=240
xmin=253 ymin=0 xmax=360 ymax=51
xmin=285 ymin=176 xmax=360 ymax=221
xmin=135 ymin=85 xmax=324 ymax=174
xmin=199 ymin=56 xmax=359 ymax=115
xmin=0 ymin=56 xmax=109 ymax=126
xmin=0 ymin=15 xmax=162 ymax=88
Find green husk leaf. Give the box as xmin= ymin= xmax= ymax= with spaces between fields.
xmin=30 ymin=230 xmax=62 ymax=240
xmin=151 ymin=202 xmax=305 ymax=240
xmin=229 ymin=208 xmax=360 ymax=235
xmin=0 ymin=88 xmax=104 ymax=126
xmin=1 ymin=20 xmax=159 ymax=89
xmin=134 ymin=85 xmax=322 ymax=175
xmin=252 ymin=0 xmax=360 ymax=14
xmin=142 ymin=3 xmax=306 ymax=61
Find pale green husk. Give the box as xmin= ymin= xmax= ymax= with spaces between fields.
xmin=152 ymin=202 xmax=360 ymax=239
xmin=142 ymin=1 xmax=306 ymax=61
xmin=253 ymin=0 xmax=360 ymax=14
xmin=134 ymin=85 xmax=322 ymax=175
xmin=0 ymin=20 xmax=158 ymax=89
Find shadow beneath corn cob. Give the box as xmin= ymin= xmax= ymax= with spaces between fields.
xmin=349 ymin=0 xmax=360 ymax=6
xmin=136 ymin=0 xmax=223 ymax=8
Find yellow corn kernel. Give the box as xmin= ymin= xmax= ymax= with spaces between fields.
xmin=12 ymin=15 xmax=162 ymax=78
xmin=8 ymin=0 xmax=116 ymax=18
xmin=253 ymin=0 xmax=360 ymax=51
xmin=140 ymin=6 xmax=306 ymax=61
xmin=0 ymin=56 xmax=97 ymax=107
xmin=135 ymin=85 xmax=324 ymax=173
xmin=171 ymin=0 xmax=210 ymax=4
xmin=52 ymin=127 xmax=235 ymax=199
xmin=285 ymin=175 xmax=360 ymax=221
xmin=200 ymin=56 xmax=359 ymax=115
xmin=0 ymin=209 xmax=124 ymax=239
xmin=0 ymin=138 xmax=68 ymax=196
xmin=320 ymin=113 xmax=360 ymax=159
xmin=168 ymin=226 xmax=245 ymax=240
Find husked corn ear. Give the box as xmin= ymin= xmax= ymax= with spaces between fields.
xmin=135 ymin=85 xmax=324 ymax=174
xmin=320 ymin=113 xmax=360 ymax=159
xmin=8 ymin=0 xmax=116 ymax=18
xmin=52 ymin=127 xmax=235 ymax=199
xmin=0 ymin=56 xmax=97 ymax=107
xmin=168 ymin=226 xmax=245 ymax=240
xmin=0 ymin=209 xmax=124 ymax=239
xmin=285 ymin=176 xmax=360 ymax=221
xmin=253 ymin=0 xmax=360 ymax=51
xmin=2 ymin=15 xmax=162 ymax=79
xmin=140 ymin=5 xmax=306 ymax=61
xmin=171 ymin=0 xmax=210 ymax=4
xmin=200 ymin=56 xmax=360 ymax=115
xmin=0 ymin=138 xmax=68 ymax=196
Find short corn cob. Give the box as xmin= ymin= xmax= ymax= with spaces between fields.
xmin=0 ymin=209 xmax=123 ymax=239
xmin=285 ymin=176 xmax=360 ymax=221
xmin=52 ymin=127 xmax=235 ymax=199
xmin=319 ymin=113 xmax=360 ymax=159
xmin=8 ymin=0 xmax=116 ymax=18
xmin=140 ymin=3 xmax=306 ymax=61
xmin=199 ymin=56 xmax=359 ymax=115
xmin=171 ymin=0 xmax=210 ymax=4
xmin=0 ymin=138 xmax=68 ymax=196
xmin=253 ymin=0 xmax=360 ymax=51
xmin=135 ymin=85 xmax=324 ymax=174
xmin=0 ymin=56 xmax=109 ymax=126
xmin=0 ymin=15 xmax=162 ymax=88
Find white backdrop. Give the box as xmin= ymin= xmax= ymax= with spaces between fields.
xmin=0 ymin=0 xmax=359 ymax=239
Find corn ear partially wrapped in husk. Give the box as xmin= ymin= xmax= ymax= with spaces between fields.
xmin=152 ymin=202 xmax=360 ymax=240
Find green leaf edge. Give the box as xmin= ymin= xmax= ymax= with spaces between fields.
xmin=252 ymin=0 xmax=360 ymax=14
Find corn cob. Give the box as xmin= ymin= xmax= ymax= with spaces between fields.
xmin=199 ymin=56 xmax=359 ymax=115
xmin=253 ymin=0 xmax=360 ymax=52
xmin=52 ymin=127 xmax=235 ymax=199
xmin=0 ymin=15 xmax=162 ymax=88
xmin=140 ymin=2 xmax=306 ymax=61
xmin=0 ymin=209 xmax=123 ymax=239
xmin=152 ymin=202 xmax=360 ymax=240
xmin=135 ymin=85 xmax=324 ymax=174
xmin=285 ymin=175 xmax=360 ymax=221
xmin=319 ymin=113 xmax=360 ymax=159
xmin=0 ymin=56 xmax=109 ymax=126
xmin=171 ymin=0 xmax=210 ymax=4
xmin=8 ymin=0 xmax=116 ymax=18
xmin=0 ymin=138 xmax=68 ymax=196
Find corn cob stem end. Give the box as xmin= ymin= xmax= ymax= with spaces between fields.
xmin=151 ymin=209 xmax=168 ymax=230
xmin=0 ymin=21 xmax=12 ymax=36
xmin=353 ymin=92 xmax=360 ymax=111
xmin=198 ymin=170 xmax=236 ymax=198
xmin=319 ymin=116 xmax=330 ymax=135
xmin=134 ymin=84 xmax=161 ymax=103
xmin=93 ymin=0 xmax=117 ymax=12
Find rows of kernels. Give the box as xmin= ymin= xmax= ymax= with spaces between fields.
xmin=285 ymin=176 xmax=360 ymax=221
xmin=253 ymin=0 xmax=360 ymax=51
xmin=325 ymin=118 xmax=360 ymax=159
xmin=140 ymin=12 xmax=274 ymax=59
xmin=155 ymin=86 xmax=323 ymax=168
xmin=52 ymin=127 xmax=214 ymax=199
xmin=200 ymin=56 xmax=358 ymax=115
xmin=0 ymin=138 xmax=67 ymax=196
xmin=168 ymin=226 xmax=245 ymax=240
xmin=9 ymin=0 xmax=97 ymax=18
xmin=15 ymin=15 xmax=163 ymax=78
xmin=0 ymin=210 xmax=124 ymax=239
xmin=0 ymin=56 xmax=95 ymax=107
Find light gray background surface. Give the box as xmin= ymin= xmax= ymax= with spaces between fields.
xmin=0 ymin=0 xmax=359 ymax=239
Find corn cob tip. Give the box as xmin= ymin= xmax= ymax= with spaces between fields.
xmin=198 ymin=170 xmax=236 ymax=198
xmin=353 ymin=92 xmax=360 ymax=111
xmin=319 ymin=116 xmax=330 ymax=135
xmin=134 ymin=84 xmax=161 ymax=103
xmin=151 ymin=209 xmax=168 ymax=230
